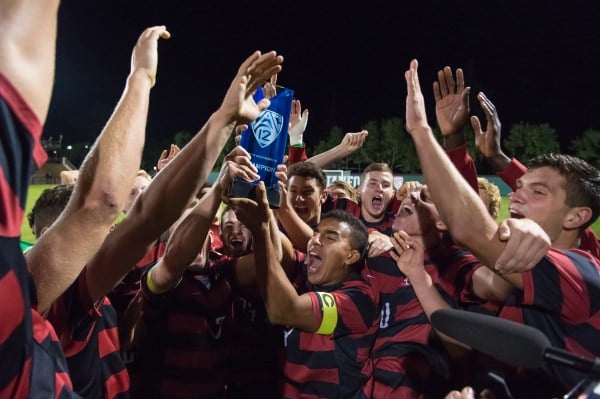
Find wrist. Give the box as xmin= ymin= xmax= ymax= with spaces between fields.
xmin=127 ymin=69 xmax=154 ymax=89
xmin=442 ymin=131 xmax=466 ymax=150
xmin=212 ymin=108 xmax=238 ymax=130
xmin=404 ymin=268 xmax=429 ymax=285
xmin=289 ymin=134 xmax=303 ymax=146
xmin=486 ymin=152 xmax=511 ymax=171
xmin=410 ymin=126 xmax=435 ymax=143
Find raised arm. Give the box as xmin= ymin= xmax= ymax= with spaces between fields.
xmin=149 ymin=147 xmax=259 ymax=293
xmin=230 ymin=182 xmax=318 ymax=332
xmin=286 ymin=99 xmax=309 ymax=164
xmin=306 ymin=130 xmax=369 ymax=169
xmin=84 ymin=51 xmax=283 ymax=304
xmin=273 ymin=164 xmax=314 ymax=250
xmin=471 ymin=92 xmax=513 ymax=177
xmin=405 ymin=60 xmax=522 ymax=288
xmin=0 ymin=0 xmax=60 ymax=124
xmin=27 ymin=26 xmax=170 ymax=312
xmin=433 ymin=66 xmax=478 ymax=192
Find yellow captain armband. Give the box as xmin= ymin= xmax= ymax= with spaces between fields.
xmin=146 ymin=268 xmax=160 ymax=294
xmin=315 ymin=292 xmax=338 ymax=335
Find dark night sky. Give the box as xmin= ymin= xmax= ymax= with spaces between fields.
xmin=45 ymin=1 xmax=600 ymax=153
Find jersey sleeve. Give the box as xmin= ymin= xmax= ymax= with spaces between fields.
xmin=497 ymin=158 xmax=527 ymax=192
xmin=308 ymin=283 xmax=378 ymax=336
xmin=446 ymin=144 xmax=478 ymax=193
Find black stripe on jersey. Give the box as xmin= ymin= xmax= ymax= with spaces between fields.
xmin=528 ymin=256 xmax=563 ymax=314
xmin=0 ymin=97 xmax=35 ymax=214
xmin=565 ymin=250 xmax=600 ymax=315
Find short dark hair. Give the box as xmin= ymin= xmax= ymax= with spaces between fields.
xmin=28 ymin=184 xmax=74 ymax=238
xmin=528 ymin=153 xmax=600 ymax=230
xmin=287 ymin=162 xmax=326 ymax=191
xmin=320 ymin=209 xmax=369 ymax=262
xmin=361 ymin=162 xmax=393 ymax=180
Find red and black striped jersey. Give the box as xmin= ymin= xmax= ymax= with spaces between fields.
xmin=499 ymin=248 xmax=600 ymax=389
xmin=47 ymin=268 xmax=129 ymax=399
xmin=130 ymin=264 xmax=233 ymax=399
xmin=365 ymin=246 xmax=482 ymax=399
xmin=0 ymin=73 xmax=78 ymax=399
xmin=282 ymin=269 xmax=379 ymax=399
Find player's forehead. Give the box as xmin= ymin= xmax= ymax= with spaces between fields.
xmin=221 ymin=209 xmax=240 ymax=224
xmin=289 ymin=175 xmax=321 ymax=190
xmin=520 ymin=166 xmax=566 ymax=190
xmin=364 ymin=171 xmax=393 ymax=184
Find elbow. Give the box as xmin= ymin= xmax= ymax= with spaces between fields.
xmin=264 ymin=303 xmax=287 ymax=326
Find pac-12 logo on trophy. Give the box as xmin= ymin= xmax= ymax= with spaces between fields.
xmin=251 ymin=110 xmax=284 ymax=148
xmin=229 ymin=85 xmax=294 ymax=208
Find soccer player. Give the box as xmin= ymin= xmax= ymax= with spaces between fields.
xmin=404 ymin=58 xmax=600 ymax=395
xmin=470 ymin=90 xmax=600 ymax=260
xmin=230 ymin=183 xmax=380 ymax=399
xmin=0 ymin=0 xmax=78 ymax=396
xmin=25 ymin=26 xmax=170 ymax=398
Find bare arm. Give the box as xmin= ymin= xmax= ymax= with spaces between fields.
xmin=0 ymin=0 xmax=60 ymax=123
xmin=230 ymin=182 xmax=318 ymax=331
xmin=306 ymin=130 xmax=368 ymax=169
xmin=85 ymin=51 xmax=283 ymax=303
xmin=470 ymin=267 xmax=513 ymax=302
xmin=404 ymin=60 xmax=522 ymax=289
xmin=27 ymin=26 xmax=170 ymax=312
xmin=274 ymin=173 xmax=314 ymax=251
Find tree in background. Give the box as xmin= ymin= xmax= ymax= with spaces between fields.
xmin=504 ymin=122 xmax=560 ymax=162
xmin=173 ymin=130 xmax=193 ymax=148
xmin=571 ymin=129 xmax=600 ymax=169
xmin=311 ymin=118 xmax=421 ymax=173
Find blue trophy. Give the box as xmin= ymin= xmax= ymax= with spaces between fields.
xmin=229 ymin=85 xmax=294 ymax=208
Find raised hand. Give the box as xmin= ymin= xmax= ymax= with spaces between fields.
xmin=340 ymin=130 xmax=368 ymax=154
xmin=219 ymin=51 xmax=284 ymax=124
xmin=434 ymin=66 xmax=470 ymax=138
xmin=405 ymin=59 xmax=430 ymax=135
xmin=262 ymin=74 xmax=278 ymax=99
xmin=471 ymin=92 xmax=504 ymax=159
xmin=288 ymin=99 xmax=309 ymax=146
xmin=215 ymin=146 xmax=259 ymax=193
xmin=130 ymin=25 xmax=171 ymax=87
xmin=156 ymin=144 xmax=180 ymax=172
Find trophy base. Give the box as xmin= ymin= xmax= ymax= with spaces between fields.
xmin=228 ymin=180 xmax=281 ymax=209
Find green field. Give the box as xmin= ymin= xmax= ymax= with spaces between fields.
xmin=21 ymin=184 xmax=54 ymax=245
xmin=20 ymin=185 xmax=600 ymax=246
